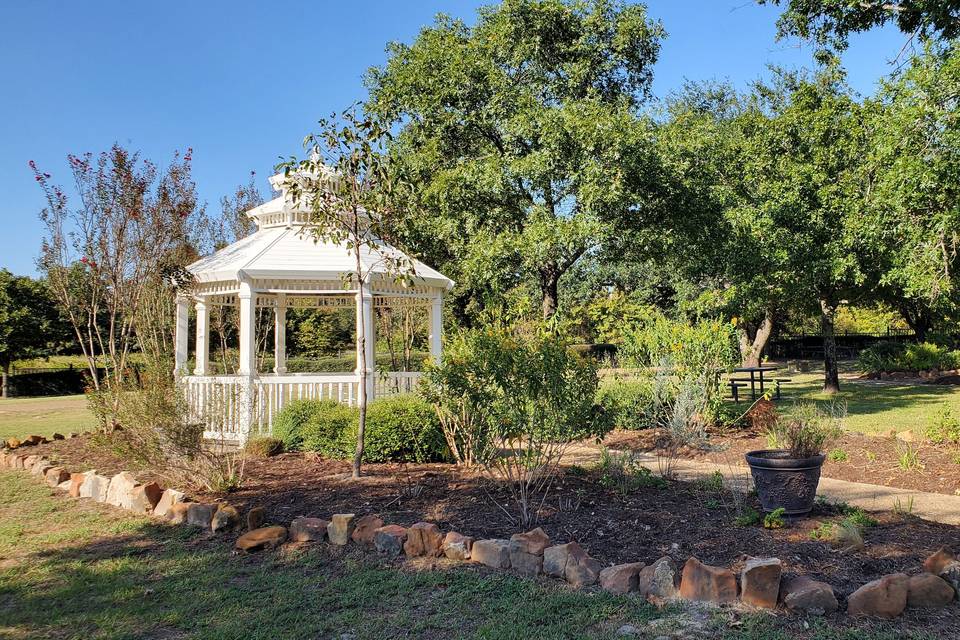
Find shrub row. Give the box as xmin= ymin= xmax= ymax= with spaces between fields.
xmin=858 ymin=341 xmax=960 ymax=374
xmin=271 ymin=395 xmax=450 ymax=463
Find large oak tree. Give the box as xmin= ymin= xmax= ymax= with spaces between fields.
xmin=365 ymin=0 xmax=666 ymax=321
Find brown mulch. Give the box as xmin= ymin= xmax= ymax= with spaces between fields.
xmin=19 ymin=435 xmax=960 ymax=633
xmin=24 ymin=434 xmax=163 ymax=485
xmin=604 ymin=428 xmax=960 ymax=496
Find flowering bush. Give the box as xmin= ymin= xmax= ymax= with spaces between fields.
xmin=618 ymin=312 xmax=739 ymax=425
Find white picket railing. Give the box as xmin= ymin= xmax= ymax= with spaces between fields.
xmin=184 ymin=371 xmax=422 ymax=442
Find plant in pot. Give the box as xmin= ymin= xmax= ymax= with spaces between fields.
xmin=746 ymin=402 xmax=844 ymax=516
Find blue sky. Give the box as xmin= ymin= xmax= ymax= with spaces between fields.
xmin=0 ymin=1 xmax=903 ymax=276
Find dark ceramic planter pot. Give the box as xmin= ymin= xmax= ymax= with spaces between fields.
xmin=745 ymin=449 xmax=826 ymax=516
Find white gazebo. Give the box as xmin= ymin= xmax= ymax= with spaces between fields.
xmin=175 ymin=172 xmax=453 ymax=443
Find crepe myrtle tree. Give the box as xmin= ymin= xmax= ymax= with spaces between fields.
xmin=34 ymin=145 xmax=201 ymax=401
xmin=366 ymin=0 xmax=666 ymax=321
xmin=279 ymin=108 xmax=414 ymax=479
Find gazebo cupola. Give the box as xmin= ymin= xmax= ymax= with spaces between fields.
xmin=175 ymin=171 xmax=453 ymax=443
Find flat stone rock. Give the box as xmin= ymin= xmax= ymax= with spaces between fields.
xmin=166 ymin=502 xmax=191 ymax=524
xmin=153 ymin=489 xmax=186 ymax=518
xmin=938 ymin=560 xmax=960 ymax=595
xmin=637 ymin=557 xmax=679 ymax=600
xmin=68 ymin=472 xmax=86 ymax=498
xmin=23 ymin=435 xmax=46 ymax=446
xmin=79 ymin=472 xmax=110 ymax=502
xmin=31 ymin=459 xmax=52 ymax=477
xmin=290 ymin=517 xmax=330 ymax=542
xmin=847 ymin=573 xmax=909 ymax=618
xmin=373 ymin=525 xmax=407 ymax=558
xmin=404 ymin=522 xmax=444 ymax=558
xmin=351 ymin=514 xmax=384 ymax=546
xmin=508 ymin=542 xmax=543 ymax=576
xmin=327 ymin=514 xmax=356 ymax=546
xmin=186 ymin=503 xmax=216 ymax=529
xmin=509 ymin=527 xmax=550 ymax=555
xmin=679 ymin=557 xmax=737 ymax=604
xmin=211 ymin=504 xmax=241 ymax=531
xmin=45 ymin=466 xmax=70 ymax=488
xmin=565 ymin=543 xmax=602 ymax=588
xmin=246 ymin=505 xmax=266 ymax=531
xmin=471 ymin=539 xmax=512 ymax=570
xmin=127 ymin=482 xmax=163 ymax=514
xmin=780 ymin=576 xmax=837 ymax=615
xmin=599 ymin=562 xmax=645 ymax=594
xmin=442 ymin=532 xmax=473 ymax=561
xmin=924 ymin=547 xmax=955 ymax=575
xmin=105 ymin=472 xmax=138 ymax=508
xmin=907 ymin=573 xmax=955 ymax=608
xmin=543 ymin=543 xmax=571 ymax=578
xmin=236 ymin=526 xmax=288 ymax=552
xmin=740 ymin=557 xmax=782 ymax=609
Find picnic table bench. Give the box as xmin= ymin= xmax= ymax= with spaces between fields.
xmin=725 ymin=365 xmax=792 ymax=402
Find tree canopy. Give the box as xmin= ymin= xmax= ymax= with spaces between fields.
xmin=366 ymin=0 xmax=667 ymax=321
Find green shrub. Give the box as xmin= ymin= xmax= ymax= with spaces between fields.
xmin=859 ymin=341 xmax=960 ymax=373
xmin=244 ymin=437 xmax=284 ymax=458
xmin=421 ymin=326 xmax=609 ymax=527
xmin=339 ymin=395 xmax=450 ymax=463
xmin=272 ymin=399 xmax=339 ymax=451
xmin=596 ymin=379 xmax=656 ymax=430
xmin=828 ymin=448 xmax=848 ymax=462
xmin=301 ymin=401 xmax=360 ymax=457
xmin=763 ymin=507 xmax=786 ymax=529
xmin=925 ymin=406 xmax=960 ymax=445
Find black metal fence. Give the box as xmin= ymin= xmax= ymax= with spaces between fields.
xmin=767 ymin=329 xmax=916 ymax=359
xmin=6 ymin=365 xmax=103 ymax=397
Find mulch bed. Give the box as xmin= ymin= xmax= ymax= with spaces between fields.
xmin=22 ymin=435 xmax=960 ymax=633
xmin=604 ymin=427 xmax=960 ymax=496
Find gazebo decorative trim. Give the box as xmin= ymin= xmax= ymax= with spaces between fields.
xmin=175 ymin=173 xmax=453 ymax=443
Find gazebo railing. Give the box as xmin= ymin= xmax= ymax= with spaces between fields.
xmin=184 ymin=371 xmax=423 ymax=441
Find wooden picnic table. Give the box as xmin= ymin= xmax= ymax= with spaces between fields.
xmin=731 ymin=365 xmax=780 ymax=399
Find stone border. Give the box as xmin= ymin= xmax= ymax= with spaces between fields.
xmin=1 ymin=446 xmax=957 ymax=619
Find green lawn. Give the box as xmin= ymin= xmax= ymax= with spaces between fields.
xmin=0 ymin=471 xmax=925 ymax=640
xmin=0 ymin=394 xmax=93 ymax=441
xmin=773 ymin=368 xmax=960 ymax=436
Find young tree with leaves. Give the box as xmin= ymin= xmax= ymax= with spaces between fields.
xmin=280 ymin=109 xmax=413 ymax=479
xmin=366 ymin=0 xmax=666 ymax=321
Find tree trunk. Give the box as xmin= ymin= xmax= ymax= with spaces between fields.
xmin=739 ymin=308 xmax=776 ymax=368
xmin=820 ymin=298 xmax=840 ymax=394
xmin=1 ymin=361 xmax=8 ymax=399
xmin=541 ymin=263 xmax=559 ymax=320
xmin=900 ymin=306 xmax=932 ymax=342
xmin=353 ymin=258 xmax=368 ymax=479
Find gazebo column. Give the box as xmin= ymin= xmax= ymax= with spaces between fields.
xmin=173 ymin=295 xmax=190 ymax=377
xmin=274 ymin=293 xmax=287 ymax=374
xmin=429 ymin=292 xmax=443 ymax=363
xmin=237 ymin=279 xmax=257 ymax=441
xmin=194 ymin=297 xmax=210 ymax=376
xmin=356 ymin=283 xmax=376 ymax=403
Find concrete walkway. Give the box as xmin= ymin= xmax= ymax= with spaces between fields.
xmin=564 ymin=444 xmax=960 ymax=525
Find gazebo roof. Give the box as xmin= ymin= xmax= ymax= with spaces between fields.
xmin=187 ymin=176 xmax=454 ymax=293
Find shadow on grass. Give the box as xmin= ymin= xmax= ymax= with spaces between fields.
xmin=2 ymin=517 xmax=662 ymax=640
